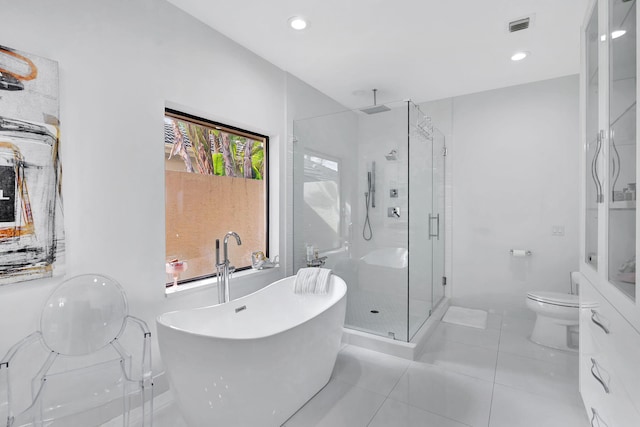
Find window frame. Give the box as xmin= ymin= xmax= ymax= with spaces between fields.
xmin=164 ymin=108 xmax=270 ymax=287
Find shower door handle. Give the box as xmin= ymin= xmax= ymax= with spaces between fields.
xmin=428 ymin=214 xmax=440 ymax=240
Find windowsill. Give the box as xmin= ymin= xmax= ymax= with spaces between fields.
xmin=164 ymin=266 xmax=280 ymax=298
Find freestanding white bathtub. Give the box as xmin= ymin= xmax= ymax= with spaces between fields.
xmin=156 ymin=274 xmax=347 ymax=426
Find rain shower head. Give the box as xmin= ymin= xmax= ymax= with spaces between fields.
xmin=360 ymin=105 xmax=391 ymax=114
xmin=359 ymin=89 xmax=391 ymax=114
xmin=385 ymin=149 xmax=398 ymax=161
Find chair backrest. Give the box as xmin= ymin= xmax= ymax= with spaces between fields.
xmin=40 ymin=274 xmax=129 ymax=356
xmin=2 ymin=274 xmax=153 ymax=427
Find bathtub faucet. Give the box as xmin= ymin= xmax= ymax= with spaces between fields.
xmin=216 ymin=231 xmax=242 ymax=303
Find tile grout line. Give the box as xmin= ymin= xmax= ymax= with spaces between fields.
xmin=364 ymin=396 xmax=388 ymax=427
xmin=496 ymin=346 xmax=578 ymax=367
xmin=364 ymin=360 xmax=411 ymax=427
xmin=485 ymin=314 xmax=504 ymax=427
xmin=382 ymin=395 xmax=475 ymax=427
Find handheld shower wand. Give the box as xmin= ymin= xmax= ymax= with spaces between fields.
xmin=371 ymin=161 xmax=376 ymax=208
xmin=363 ymin=164 xmax=375 ymax=241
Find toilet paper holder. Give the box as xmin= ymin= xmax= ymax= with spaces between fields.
xmin=510 ymin=249 xmax=532 ymax=256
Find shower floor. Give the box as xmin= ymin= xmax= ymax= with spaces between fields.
xmin=345 ymin=288 xmax=431 ymax=342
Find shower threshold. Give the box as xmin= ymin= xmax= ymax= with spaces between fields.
xmin=341 ymin=297 xmax=450 ymax=360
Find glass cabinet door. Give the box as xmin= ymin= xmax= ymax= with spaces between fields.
xmin=586 ymin=6 xmax=601 ymax=270
xmin=608 ymin=0 xmax=636 ymax=299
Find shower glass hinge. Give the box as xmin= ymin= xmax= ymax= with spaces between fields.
xmin=442 ymin=276 xmax=447 ymax=286
xmin=442 ymin=147 xmax=448 ymax=157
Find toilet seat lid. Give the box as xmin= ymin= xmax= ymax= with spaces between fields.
xmin=527 ymin=291 xmax=580 ymax=307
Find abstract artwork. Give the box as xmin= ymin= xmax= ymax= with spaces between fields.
xmin=0 ymin=45 xmax=64 ymax=285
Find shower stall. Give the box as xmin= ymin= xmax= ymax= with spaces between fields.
xmin=293 ymin=100 xmax=446 ymax=343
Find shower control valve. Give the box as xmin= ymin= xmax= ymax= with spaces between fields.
xmin=388 ymin=207 xmax=401 ymax=218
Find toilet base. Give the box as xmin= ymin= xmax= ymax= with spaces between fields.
xmin=530 ymin=315 xmax=578 ymax=352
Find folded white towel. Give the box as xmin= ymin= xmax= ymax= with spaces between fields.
xmin=315 ymin=268 xmax=331 ymax=294
xmin=295 ymin=267 xmax=332 ymax=294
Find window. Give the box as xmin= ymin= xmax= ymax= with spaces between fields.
xmin=164 ymin=109 xmax=268 ymax=287
xmin=303 ymin=151 xmax=341 ymax=251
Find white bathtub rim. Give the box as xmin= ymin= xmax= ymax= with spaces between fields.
xmin=156 ymin=275 xmax=347 ymax=341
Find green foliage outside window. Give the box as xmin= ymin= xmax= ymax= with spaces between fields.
xmin=166 ymin=116 xmax=265 ymax=180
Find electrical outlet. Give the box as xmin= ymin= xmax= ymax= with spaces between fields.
xmin=552 ymin=225 xmax=565 ymax=236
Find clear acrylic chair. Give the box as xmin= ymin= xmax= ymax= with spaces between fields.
xmin=0 ymin=274 xmax=153 ymax=426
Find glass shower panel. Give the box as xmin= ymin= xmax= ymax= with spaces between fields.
xmin=356 ymin=103 xmax=410 ymax=341
xmin=292 ymin=109 xmax=358 ymax=274
xmin=431 ymin=129 xmax=447 ymax=310
xmin=408 ymin=102 xmax=433 ymax=340
xmin=294 ymin=103 xmax=412 ymax=341
xmin=608 ymin=0 xmax=636 ymax=299
xmin=585 ymin=6 xmax=600 ymax=270
xmin=293 ymin=100 xmax=445 ymax=343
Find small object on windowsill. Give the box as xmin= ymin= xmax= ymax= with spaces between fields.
xmin=251 ymin=251 xmax=279 ymax=270
xmin=307 ymin=255 xmax=328 ymax=268
xmin=306 ymin=244 xmax=315 ymax=263
xmin=166 ymin=259 xmax=188 ymax=287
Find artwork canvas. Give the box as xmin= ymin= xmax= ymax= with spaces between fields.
xmin=0 ymin=45 xmax=64 ymax=285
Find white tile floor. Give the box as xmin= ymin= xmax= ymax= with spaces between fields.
xmin=152 ymin=308 xmax=590 ymax=427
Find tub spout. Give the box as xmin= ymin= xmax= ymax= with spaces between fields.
xmin=223 ymin=231 xmax=242 ymax=262
xmin=217 ymin=231 xmax=242 ymax=304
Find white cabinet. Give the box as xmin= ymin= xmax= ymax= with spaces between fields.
xmin=580 ymin=0 xmax=640 ymax=424
xmin=580 ymin=278 xmax=640 ymax=426
xmin=581 ymin=0 xmax=639 ymax=330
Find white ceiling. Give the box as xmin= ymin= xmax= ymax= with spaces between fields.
xmin=166 ymin=0 xmax=590 ymax=109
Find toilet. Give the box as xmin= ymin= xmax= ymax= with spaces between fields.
xmin=526 ymin=272 xmax=589 ymax=351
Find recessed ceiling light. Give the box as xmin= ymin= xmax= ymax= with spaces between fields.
xmin=288 ymin=16 xmax=307 ymax=30
xmin=511 ymin=51 xmax=528 ymax=61
xmin=611 ymin=30 xmax=627 ymax=39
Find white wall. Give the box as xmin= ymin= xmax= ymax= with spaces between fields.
xmin=0 ymin=0 xmax=348 ymax=387
xmin=449 ymin=75 xmax=580 ymax=311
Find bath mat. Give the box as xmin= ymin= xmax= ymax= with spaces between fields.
xmin=441 ymin=306 xmax=488 ymax=329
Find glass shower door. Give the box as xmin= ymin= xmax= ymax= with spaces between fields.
xmin=408 ymin=102 xmax=433 ymax=340
xmin=431 ymin=129 xmax=446 ymax=310
xmin=293 ymin=101 xmax=446 ymax=343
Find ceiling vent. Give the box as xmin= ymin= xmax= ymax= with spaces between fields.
xmin=509 ymin=17 xmax=530 ymax=33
